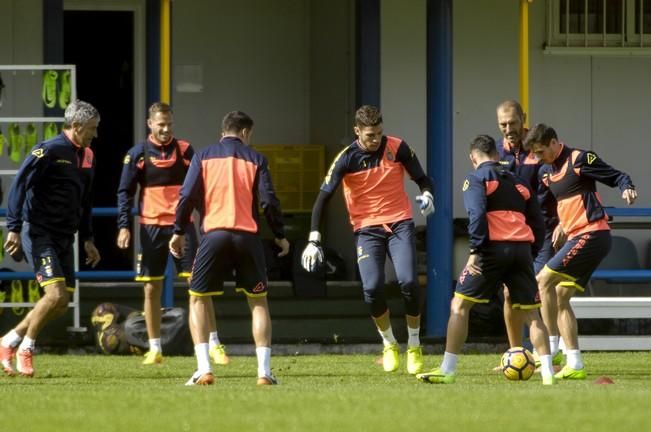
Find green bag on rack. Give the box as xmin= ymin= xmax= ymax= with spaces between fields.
xmin=0 ymin=127 xmax=5 ymax=156
xmin=8 ymin=123 xmax=24 ymax=164
xmin=24 ymin=123 xmax=37 ymax=155
xmin=42 ymin=70 xmax=58 ymax=109
xmin=43 ymin=122 xmax=59 ymax=141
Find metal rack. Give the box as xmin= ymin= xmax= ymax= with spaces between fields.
xmin=0 ymin=65 xmax=82 ymax=331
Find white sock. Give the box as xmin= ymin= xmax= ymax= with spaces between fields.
xmin=565 ymin=349 xmax=584 ymax=370
xmin=407 ymin=326 xmax=420 ymax=348
xmin=1 ymin=329 xmax=22 ymax=348
xmin=440 ymin=351 xmax=458 ymax=374
xmin=19 ymin=336 xmax=35 ymax=351
xmin=256 ymin=346 xmax=272 ymax=377
xmin=149 ymin=338 xmax=162 ymax=353
xmin=558 ymin=336 xmax=566 ymax=353
xmin=194 ymin=343 xmax=211 ymax=373
xmin=549 ymin=335 xmax=560 ymax=355
xmin=209 ymin=331 xmax=221 ymax=349
xmin=538 ymin=354 xmax=554 ymax=379
xmin=378 ymin=326 xmax=397 ymax=346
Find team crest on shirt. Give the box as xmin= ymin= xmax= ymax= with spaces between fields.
xmin=123 ymin=154 xmax=131 ymax=164
xmin=586 ymin=153 xmax=597 ymax=165
xmin=462 ymin=179 xmax=470 ymax=191
xmin=32 ymin=148 xmax=45 ymax=158
xmin=386 ymin=150 xmax=394 ymax=161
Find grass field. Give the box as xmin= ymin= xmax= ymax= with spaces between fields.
xmin=1 ymin=351 xmax=650 ymax=432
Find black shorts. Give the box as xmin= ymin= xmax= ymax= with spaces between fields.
xmin=189 ymin=229 xmax=267 ymax=297
xmin=455 ymin=242 xmax=540 ymax=309
xmin=544 ymin=230 xmax=611 ymax=292
xmin=23 ymin=223 xmax=75 ymax=291
xmin=136 ymin=224 xmax=198 ymax=281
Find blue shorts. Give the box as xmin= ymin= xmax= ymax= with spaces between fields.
xmin=136 ymin=224 xmax=198 ymax=281
xmin=189 ymin=229 xmax=267 ymax=297
xmin=355 ymin=219 xmax=418 ymax=300
xmin=455 ymin=242 xmax=540 ymax=309
xmin=22 ymin=223 xmax=75 ymax=291
xmin=545 ymin=230 xmax=611 ymax=291
xmin=533 ymin=229 xmax=555 ymax=275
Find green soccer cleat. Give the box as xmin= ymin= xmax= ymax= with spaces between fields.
xmin=42 ymin=70 xmax=58 ymax=108
xmin=382 ymin=343 xmax=400 ymax=372
xmin=554 ymin=365 xmax=587 ymax=380
xmin=59 ymin=70 xmax=71 ymax=109
xmin=416 ymin=368 xmax=456 ymax=384
xmin=533 ymin=350 xmax=565 ymax=368
xmin=542 ymin=375 xmax=558 ymax=386
xmin=209 ymin=344 xmax=230 ymax=365
xmin=406 ymin=346 xmax=424 ymax=374
xmin=142 ymin=351 xmax=163 ymax=365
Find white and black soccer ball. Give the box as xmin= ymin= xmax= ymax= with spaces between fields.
xmin=501 ymin=347 xmax=536 ymax=381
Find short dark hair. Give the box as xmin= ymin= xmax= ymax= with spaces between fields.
xmin=222 ymin=111 xmax=254 ymax=133
xmin=148 ymin=102 xmax=172 ymax=118
xmin=470 ymin=134 xmax=498 ymax=156
xmin=354 ymin=105 xmax=383 ymax=127
xmin=496 ymin=100 xmax=524 ymax=119
xmin=523 ymin=123 xmax=558 ymax=151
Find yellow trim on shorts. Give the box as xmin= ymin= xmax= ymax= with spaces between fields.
xmin=178 ymin=271 xmax=192 ymax=278
xmin=236 ymin=287 xmax=268 ymax=298
xmin=542 ymin=264 xmax=576 ymax=282
xmin=188 ymin=289 xmax=224 ymax=297
xmin=135 ymin=275 xmax=165 ymax=282
xmin=454 ymin=292 xmax=489 ymax=303
xmin=559 ymin=280 xmax=585 ymax=293
xmin=511 ymin=303 xmax=542 ymax=310
xmin=40 ymin=277 xmax=66 ymax=287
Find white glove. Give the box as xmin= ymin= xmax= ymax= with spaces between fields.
xmin=301 ymin=231 xmax=324 ymax=273
xmin=415 ymin=191 xmax=435 ymax=217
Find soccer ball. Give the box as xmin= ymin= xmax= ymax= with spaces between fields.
xmin=91 ymin=302 xmax=118 ymax=332
xmin=98 ymin=323 xmax=127 ymax=354
xmin=501 ymin=347 xmax=536 ymax=381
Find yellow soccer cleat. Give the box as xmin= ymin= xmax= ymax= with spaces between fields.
xmin=554 ymin=365 xmax=587 ymax=380
xmin=142 ymin=351 xmax=163 ymax=365
xmin=382 ymin=343 xmax=400 ymax=372
xmin=406 ymin=346 xmax=424 ymax=374
xmin=542 ymin=375 xmax=558 ymax=385
xmin=416 ymin=368 xmax=456 ymax=384
xmin=209 ymin=344 xmax=230 ymax=365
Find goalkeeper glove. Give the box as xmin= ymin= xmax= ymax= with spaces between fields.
xmin=301 ymin=231 xmax=324 ymax=273
xmin=415 ymin=191 xmax=435 ymax=217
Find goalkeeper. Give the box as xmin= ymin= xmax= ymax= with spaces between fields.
xmin=301 ymin=105 xmax=434 ymax=375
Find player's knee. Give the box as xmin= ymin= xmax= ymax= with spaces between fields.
xmin=364 ymin=292 xmax=388 ymax=317
xmin=400 ymin=282 xmax=420 ymax=316
xmin=44 ymin=289 xmax=69 ymax=313
xmin=449 ymin=296 xmax=470 ymax=316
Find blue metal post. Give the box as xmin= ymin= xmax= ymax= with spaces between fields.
xmin=426 ymin=0 xmax=453 ymax=337
xmin=356 ymin=0 xmax=381 ymax=107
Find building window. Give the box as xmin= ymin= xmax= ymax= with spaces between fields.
xmin=547 ymin=0 xmax=651 ymax=49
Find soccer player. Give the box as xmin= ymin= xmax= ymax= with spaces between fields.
xmin=417 ymin=134 xmax=556 ymax=385
xmin=0 ymin=100 xmax=101 ymax=377
xmin=495 ymin=100 xmax=563 ymax=366
xmin=116 ymin=102 xmax=229 ymax=366
xmin=301 ymin=105 xmax=434 ymax=374
xmin=523 ymin=123 xmax=637 ymax=380
xmin=169 ymin=110 xmax=289 ymax=386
